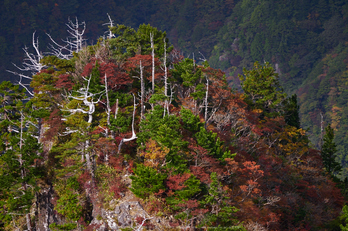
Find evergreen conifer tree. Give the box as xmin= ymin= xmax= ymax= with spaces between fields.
xmin=321 ymin=124 xmax=341 ymax=175
xmin=239 ymin=62 xmax=286 ymax=117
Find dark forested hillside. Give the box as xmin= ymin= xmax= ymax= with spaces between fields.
xmin=1 ymin=1 xmax=348 ymax=230
xmin=0 ymin=20 xmax=347 ymax=230
xmin=2 ymin=1 xmax=348 ymax=172
xmin=209 ymin=0 xmax=348 ymax=176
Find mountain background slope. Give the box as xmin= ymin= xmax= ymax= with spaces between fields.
xmin=1 ymin=1 xmax=348 ymax=230
xmin=1 ymin=0 xmax=348 ymax=172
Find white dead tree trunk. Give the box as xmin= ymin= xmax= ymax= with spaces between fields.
xmin=204 ymin=77 xmax=209 ymax=129
xmin=7 ymin=32 xmax=43 ymax=97
xmin=135 ymin=216 xmax=153 ymax=231
xmin=163 ymin=38 xmax=169 ymax=116
xmin=12 ymin=32 xmax=44 ymax=75
xmin=114 ymin=99 xmax=119 ymax=119
xmin=17 ymin=111 xmax=32 ymax=231
xmin=65 ymin=17 xmax=86 ymax=53
xmin=118 ymin=94 xmax=137 ymax=153
xmin=47 ymin=17 xmax=86 ymax=59
xmin=104 ymin=74 xmax=111 ymax=137
xmin=7 ymin=32 xmax=45 ymax=144
xmin=133 ymin=60 xmax=146 ymax=120
xmin=103 ymin=13 xmax=115 ymax=39
xmin=62 ymin=75 xmax=104 ymax=177
xmin=150 ymin=33 xmax=155 ymax=94
xmin=65 ymin=75 xmax=103 ymax=124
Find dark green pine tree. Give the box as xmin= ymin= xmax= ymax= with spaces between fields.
xmin=0 ymin=81 xmax=43 ymax=230
xmin=88 ymin=61 xmax=104 ymax=95
xmin=201 ymin=172 xmax=240 ymax=228
xmin=239 ymin=62 xmax=286 ymax=117
xmin=129 ymin=164 xmax=167 ymax=199
xmin=283 ymin=94 xmax=301 ymax=129
xmin=321 ymin=124 xmax=341 ymax=175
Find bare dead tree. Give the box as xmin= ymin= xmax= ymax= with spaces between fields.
xmin=204 ymin=77 xmax=209 ymax=129
xmin=46 ymin=17 xmax=86 ymax=59
xmin=59 ymin=75 xmax=104 ymax=179
xmin=103 ymin=13 xmax=115 ymax=39
xmin=7 ymin=32 xmax=44 ymax=97
xmin=114 ymin=98 xmax=119 ymax=119
xmin=163 ymin=37 xmax=169 ymax=116
xmin=150 ymin=32 xmax=155 ymax=94
xmin=99 ymin=74 xmax=113 ymax=138
xmin=63 ymin=75 xmax=104 ymax=124
xmin=118 ymin=94 xmax=138 ymax=153
xmin=13 ymin=32 xmax=44 ymax=75
xmin=132 ymin=60 xmax=146 ymax=120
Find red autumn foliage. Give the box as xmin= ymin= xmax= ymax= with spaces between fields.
xmin=169 ymin=221 xmax=180 ymax=227
xmin=81 ymin=59 xmax=132 ymax=90
xmin=99 ymin=62 xmax=131 ymax=89
xmin=126 ymin=54 xmax=153 ymax=71
xmin=109 ymin=176 xmax=127 ymax=199
xmin=178 ymin=199 xmax=199 ymax=209
xmin=166 ymin=173 xmax=191 ymax=191
xmin=81 ymin=62 xmax=94 ymax=77
xmin=239 ymin=161 xmax=264 ymax=181
xmin=187 ymin=142 xmax=224 ymax=180
xmin=55 ymin=73 xmax=74 ymax=90
xmin=84 ymin=224 xmax=101 ymax=231
xmin=135 ymin=216 xmax=144 ymax=224
xmin=78 ymin=216 xmax=88 ymax=226
xmin=190 ymin=166 xmax=211 ymax=184
xmin=147 ymin=197 xmax=165 ymax=213
xmin=135 ymin=216 xmax=155 ymax=229
xmin=43 ymin=109 xmax=64 ymax=142
xmin=126 ymin=54 xmax=163 ymax=82
xmin=109 ymin=155 xmax=124 ymax=172
xmin=95 ymin=137 xmax=117 ymax=164
xmin=62 ymin=158 xmax=75 ymax=168
xmin=177 ymin=199 xmax=209 ymax=218
xmin=77 ymin=171 xmax=92 ymax=190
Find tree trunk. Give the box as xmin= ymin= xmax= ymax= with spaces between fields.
xmin=204 ymin=77 xmax=209 ymax=129
xmin=163 ymin=38 xmax=168 ymax=116
xmin=140 ymin=61 xmax=145 ymax=120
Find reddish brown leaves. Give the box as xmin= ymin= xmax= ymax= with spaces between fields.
xmin=81 ymin=59 xmax=132 ymax=89
xmin=166 ymin=173 xmax=191 ymax=191
xmin=55 ymin=73 xmax=73 ymax=90
xmin=109 ymin=177 xmax=127 ymax=199
xmin=43 ymin=109 xmax=64 ymax=142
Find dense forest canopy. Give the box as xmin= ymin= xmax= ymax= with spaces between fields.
xmin=1 ymin=16 xmax=348 ymax=230
xmin=1 ymin=1 xmax=348 ymax=230
xmin=2 ymin=0 xmax=348 ymax=175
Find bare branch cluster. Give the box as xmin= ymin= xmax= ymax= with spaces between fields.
xmin=47 ymin=17 xmax=86 ymax=59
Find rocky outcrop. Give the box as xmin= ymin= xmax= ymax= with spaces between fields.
xmin=89 ymin=201 xmax=149 ymax=230
xmin=35 ymin=185 xmax=59 ymax=231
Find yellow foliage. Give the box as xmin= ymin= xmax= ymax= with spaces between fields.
xmin=275 ymin=126 xmax=308 ymax=161
xmin=330 ymin=105 xmax=342 ymax=130
xmin=141 ymin=139 xmax=169 ymax=168
xmin=252 ymin=108 xmax=263 ymax=114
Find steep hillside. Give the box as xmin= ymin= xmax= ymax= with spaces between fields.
xmin=0 ymin=23 xmax=346 ymax=231
xmin=209 ymin=0 xmax=348 ymax=176
xmin=3 ymin=1 xmax=348 ymax=169
xmin=297 ymin=43 xmax=348 ymax=176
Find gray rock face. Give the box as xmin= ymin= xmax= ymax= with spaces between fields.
xmin=35 ymin=185 xmax=60 ymax=231
xmin=89 ymin=201 xmax=147 ymax=230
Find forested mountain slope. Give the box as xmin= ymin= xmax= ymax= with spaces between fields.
xmin=209 ymin=0 xmax=348 ymax=175
xmin=0 ymin=22 xmax=347 ymax=230
xmin=2 ymin=0 xmax=348 ymax=175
